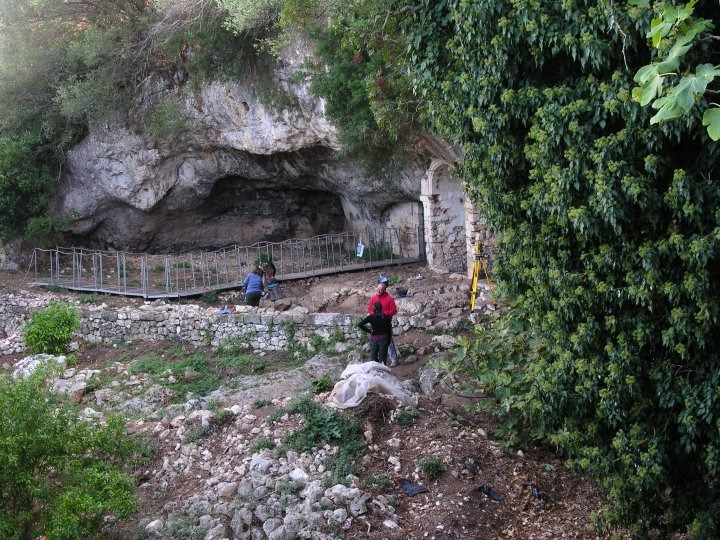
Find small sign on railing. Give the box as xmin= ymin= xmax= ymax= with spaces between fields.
xmin=356 ymin=242 xmax=365 ymax=258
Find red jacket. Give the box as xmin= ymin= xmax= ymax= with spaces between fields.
xmin=368 ymin=292 xmax=397 ymax=317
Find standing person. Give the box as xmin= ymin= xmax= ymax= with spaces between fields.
xmin=367 ymin=275 xmax=398 ymax=366
xmin=243 ymin=266 xmax=264 ymax=307
xmin=261 ymin=260 xmax=279 ymax=301
xmin=358 ymin=301 xmax=393 ymax=364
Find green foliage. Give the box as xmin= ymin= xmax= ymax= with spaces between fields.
xmin=434 ymin=312 xmax=545 ymax=447
xmin=217 ymin=0 xmax=281 ymax=34
xmin=348 ymin=242 xmax=393 ymax=262
xmin=0 ymin=369 xmax=139 ymax=539
xmin=0 ymin=132 xmax=57 ymax=240
xmin=166 ymin=517 xmax=207 ymax=540
xmin=212 ymin=409 xmax=235 ymax=426
xmin=253 ymin=252 xmax=274 ymax=267
xmin=42 ymin=285 xmax=68 ymax=293
xmin=77 ymin=293 xmax=99 ymax=304
xmin=278 ymin=479 xmax=304 ymax=495
xmin=157 ymin=4 xmax=254 ymax=87
xmin=280 ymin=395 xmax=364 ymax=484
xmin=201 ymin=289 xmax=219 ymax=304
xmin=308 ymin=26 xmax=409 ymax=170
xmin=252 ymin=398 xmax=272 ymax=409
xmin=146 ymin=99 xmax=194 ymax=144
xmin=394 ymin=409 xmax=420 ymax=428
xmin=417 ymin=457 xmax=445 ymax=481
xmin=364 ymin=473 xmax=392 ymax=491
xmin=23 ymin=301 xmax=80 ymax=355
xmin=251 ymin=436 xmax=276 ymax=452
xmin=630 ymin=1 xmax=720 ymax=139
xmin=24 ymin=213 xmax=77 ymax=248
xmin=129 ymin=347 xmax=270 ymax=401
xmin=408 ymin=0 xmax=720 ymax=535
xmin=0 ymin=0 xmax=152 ymax=134
xmin=183 ymin=425 xmax=212 ymax=444
xmin=309 ymin=373 xmax=333 ymax=394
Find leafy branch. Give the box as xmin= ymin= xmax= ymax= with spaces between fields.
xmin=631 ymin=0 xmax=720 ymax=139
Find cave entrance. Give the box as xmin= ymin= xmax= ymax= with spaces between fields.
xmin=196 ymin=177 xmax=346 ymax=248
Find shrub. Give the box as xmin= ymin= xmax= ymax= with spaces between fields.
xmin=365 ymin=473 xmax=392 ymax=491
xmin=201 ymin=289 xmax=218 ymax=304
xmin=183 ymin=425 xmax=212 ymax=443
xmin=309 ymin=373 xmax=333 ymax=394
xmin=0 ymin=131 xmax=56 ymax=240
xmin=0 ymin=369 xmax=139 ymax=539
xmin=252 ymin=399 xmax=271 ymax=409
xmin=395 ymin=409 xmax=420 ymax=428
xmin=212 ymin=409 xmax=234 ymax=426
xmin=146 ymin=99 xmax=193 ymax=144
xmin=23 ymin=301 xmax=80 ymax=355
xmin=251 ymin=437 xmax=276 ymax=452
xmin=417 ymin=457 xmax=445 ymax=481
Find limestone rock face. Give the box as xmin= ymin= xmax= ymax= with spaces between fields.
xmin=58 ymin=39 xmax=427 ymax=253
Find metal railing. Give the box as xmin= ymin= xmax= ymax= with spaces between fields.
xmin=29 ymin=227 xmax=424 ymax=298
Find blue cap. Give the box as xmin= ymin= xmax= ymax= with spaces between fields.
xmin=378 ymin=275 xmax=389 ymax=284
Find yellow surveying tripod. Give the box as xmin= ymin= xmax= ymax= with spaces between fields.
xmin=470 ymin=236 xmax=492 ymax=311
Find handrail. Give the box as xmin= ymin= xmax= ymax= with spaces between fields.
xmin=29 ymin=227 xmax=424 ymax=298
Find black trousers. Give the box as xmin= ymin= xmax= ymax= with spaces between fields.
xmin=245 ymin=291 xmax=262 ymax=307
xmin=369 ymin=336 xmax=389 ymax=364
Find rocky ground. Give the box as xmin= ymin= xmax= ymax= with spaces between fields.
xmin=0 ymin=264 xmax=613 ymax=539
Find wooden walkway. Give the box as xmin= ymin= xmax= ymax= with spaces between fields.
xmin=32 ymin=258 xmax=421 ymax=298
xmin=30 ymin=229 xmax=424 ymax=298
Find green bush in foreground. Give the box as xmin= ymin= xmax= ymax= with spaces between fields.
xmin=23 ymin=301 xmax=80 ymax=355
xmin=0 ymin=369 xmax=140 ymax=539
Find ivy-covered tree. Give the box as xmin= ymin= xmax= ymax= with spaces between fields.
xmin=407 ymin=0 xmax=720 ymax=535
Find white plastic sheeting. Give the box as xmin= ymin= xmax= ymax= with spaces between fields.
xmin=327 ymin=361 xmax=418 ymax=409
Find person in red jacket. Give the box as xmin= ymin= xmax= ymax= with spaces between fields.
xmin=368 ymin=275 xmax=397 ymax=317
xmin=367 ymin=275 xmax=398 ymax=365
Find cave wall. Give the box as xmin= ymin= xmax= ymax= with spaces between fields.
xmin=56 ymin=35 xmax=481 ymax=271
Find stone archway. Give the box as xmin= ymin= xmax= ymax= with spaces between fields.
xmin=420 ymin=159 xmax=490 ymax=277
xmin=420 ymin=159 xmax=467 ymax=273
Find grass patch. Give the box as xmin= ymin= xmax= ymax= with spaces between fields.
xmin=252 ymin=399 xmax=272 ymax=409
xmin=212 ymin=409 xmax=234 ymax=426
xmin=183 ymin=425 xmax=212 ymax=443
xmin=42 ymin=284 xmax=68 ymax=293
xmin=127 ymin=346 xmax=299 ymax=402
xmin=251 ymin=436 xmax=276 ymax=452
xmin=365 ymin=473 xmax=393 ymax=491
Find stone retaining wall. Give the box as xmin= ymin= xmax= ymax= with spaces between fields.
xmin=1 ymin=295 xmax=437 ymax=356
xmin=81 ymin=305 xmax=360 ymax=350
